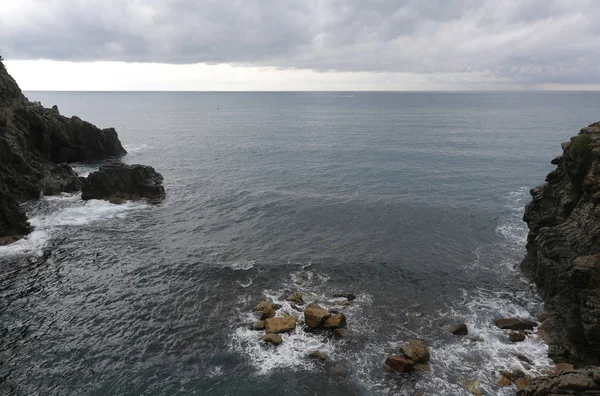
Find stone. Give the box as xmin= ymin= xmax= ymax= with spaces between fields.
xmin=333 ymin=292 xmax=356 ymax=301
xmin=416 ymin=364 xmax=431 ymax=373
xmin=495 ymin=318 xmax=536 ymax=331
xmin=82 ymin=164 xmax=165 ymax=202
xmin=554 ymin=363 xmax=574 ymax=373
xmin=265 ymin=316 xmax=297 ymax=334
xmin=509 ymin=331 xmax=526 ymax=342
xmin=497 ymin=376 xmax=512 ymax=387
xmin=260 ymin=333 xmax=282 ymax=345
xmin=308 ymin=350 xmax=328 ymax=361
xmin=260 ymin=306 xmax=276 ymax=320
xmin=469 ymin=336 xmax=484 ymax=343
xmin=303 ymin=303 xmax=331 ymax=328
xmin=400 ymin=340 xmax=430 ymax=364
xmin=0 ymin=190 xmax=32 ymax=245
xmin=333 ymin=328 xmax=349 ymax=338
xmin=255 ymin=301 xmax=272 ymax=311
xmin=253 ymin=320 xmax=265 ymax=330
xmin=515 ymin=377 xmax=530 ymax=390
xmin=517 ymin=368 xmax=600 ymax=395
xmin=285 ymin=292 xmax=304 ymax=304
xmin=322 ymin=313 xmax=347 ymax=329
xmin=385 ymin=355 xmax=415 ymax=373
xmin=447 ymin=323 xmax=468 ymax=336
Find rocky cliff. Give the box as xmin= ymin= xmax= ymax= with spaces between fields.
xmin=522 ymin=122 xmax=600 ymax=366
xmin=0 ymin=59 xmax=127 ymax=243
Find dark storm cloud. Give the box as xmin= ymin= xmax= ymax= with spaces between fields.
xmin=1 ymin=0 xmax=599 ymax=84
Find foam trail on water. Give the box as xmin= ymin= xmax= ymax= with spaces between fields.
xmin=0 ymin=194 xmax=149 ymax=257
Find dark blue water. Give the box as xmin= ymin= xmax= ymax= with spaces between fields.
xmin=1 ymin=91 xmax=599 ymax=395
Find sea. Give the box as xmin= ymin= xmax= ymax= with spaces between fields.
xmin=1 ymin=91 xmax=599 ymax=395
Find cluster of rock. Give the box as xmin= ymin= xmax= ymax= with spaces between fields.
xmin=519 ymin=122 xmax=600 ymax=394
xmin=495 ymin=317 xmax=537 ymax=344
xmin=385 ymin=340 xmax=430 ymax=373
xmin=0 ymin=60 xmax=165 ymax=245
xmin=251 ymin=291 xmax=351 ymax=350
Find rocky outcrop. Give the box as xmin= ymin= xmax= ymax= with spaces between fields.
xmin=81 ymin=164 xmax=165 ymax=202
xmin=517 ymin=367 xmax=600 ymax=395
xmin=522 ymin=122 xmax=600 ymax=366
xmin=0 ymin=60 xmax=127 ymax=243
xmin=0 ymin=189 xmax=32 ymax=244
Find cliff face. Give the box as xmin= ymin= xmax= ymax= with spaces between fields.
xmin=522 ymin=122 xmax=600 ymax=366
xmin=0 ymin=60 xmax=127 ymax=243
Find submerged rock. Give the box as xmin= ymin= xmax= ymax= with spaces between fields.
xmin=308 ymin=350 xmax=328 ymax=361
xmin=461 ymin=379 xmax=483 ymax=396
xmin=333 ymin=328 xmax=349 ymax=338
xmin=495 ymin=318 xmax=536 ymax=331
xmin=400 ymin=340 xmax=430 ymax=364
xmin=265 ymin=316 xmax=297 ymax=334
xmin=82 ymin=164 xmax=165 ymax=202
xmin=327 ymin=363 xmax=348 ymax=376
xmin=509 ymin=331 xmax=526 ymax=342
xmin=447 ymin=323 xmax=468 ymax=336
xmin=253 ymin=320 xmax=266 ymax=331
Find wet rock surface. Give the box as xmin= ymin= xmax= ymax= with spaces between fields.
xmin=81 ymin=164 xmax=165 ymax=202
xmin=522 ymin=122 xmax=600 ymax=365
xmin=517 ymin=367 xmax=600 ymax=395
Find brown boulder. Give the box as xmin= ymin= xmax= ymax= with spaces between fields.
xmin=495 ymin=318 xmax=536 ymax=331
xmin=323 ymin=313 xmax=347 ymax=329
xmin=260 ymin=306 xmax=276 ymax=320
xmin=400 ymin=340 xmax=430 ymax=364
xmin=385 ymin=355 xmax=415 ymax=373
xmin=303 ymin=303 xmax=331 ymax=328
xmin=254 ymin=320 xmax=265 ymax=330
xmin=261 ymin=333 xmax=282 ymax=345
xmin=265 ymin=316 xmax=297 ymax=333
xmin=497 ymin=376 xmax=512 ymax=387
xmin=515 ymin=377 xmax=530 ymax=390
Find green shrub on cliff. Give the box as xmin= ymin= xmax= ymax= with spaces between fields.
xmin=570 ymin=133 xmax=592 ymax=161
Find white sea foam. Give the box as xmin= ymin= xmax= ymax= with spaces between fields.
xmin=229 ymin=269 xmax=367 ymax=375
xmin=0 ymin=195 xmax=148 ymax=257
xmin=124 ymin=143 xmax=153 ymax=153
xmin=229 ymin=260 xmax=255 ymax=271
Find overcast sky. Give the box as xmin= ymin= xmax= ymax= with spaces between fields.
xmin=2 ymin=0 xmax=599 ymax=91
